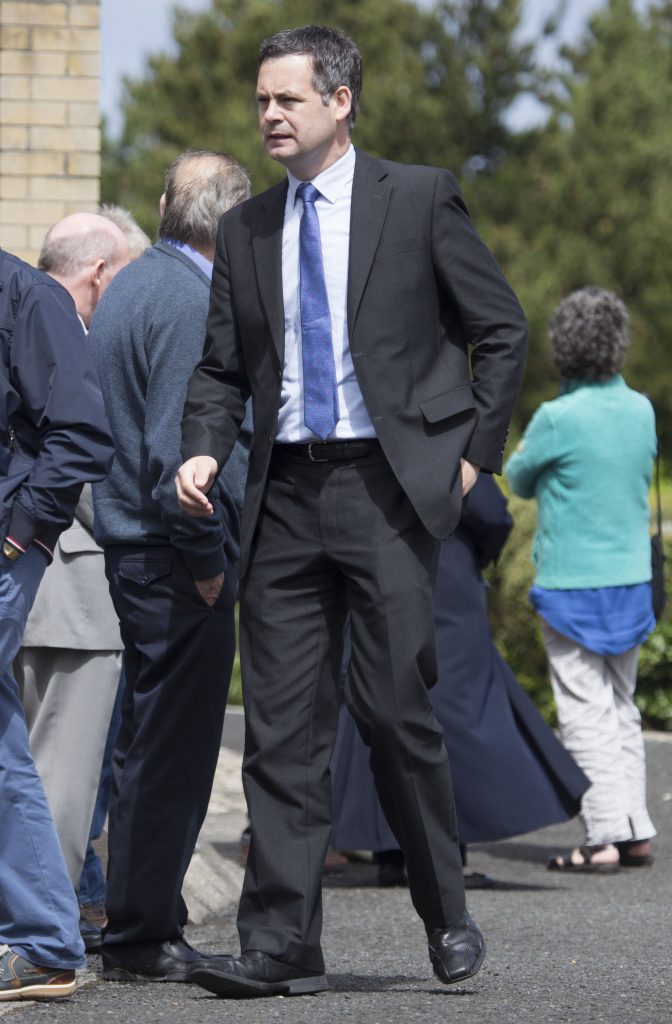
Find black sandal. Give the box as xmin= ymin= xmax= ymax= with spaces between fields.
xmin=548 ymin=844 xmax=620 ymax=873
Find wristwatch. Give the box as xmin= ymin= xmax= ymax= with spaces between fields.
xmin=2 ymin=540 xmax=23 ymax=560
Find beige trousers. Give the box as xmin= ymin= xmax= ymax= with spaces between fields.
xmin=541 ymin=622 xmax=656 ymax=846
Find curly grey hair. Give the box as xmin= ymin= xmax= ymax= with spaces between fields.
xmin=549 ymin=286 xmax=630 ymax=381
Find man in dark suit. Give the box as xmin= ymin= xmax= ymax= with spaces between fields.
xmin=176 ymin=25 xmax=527 ymax=999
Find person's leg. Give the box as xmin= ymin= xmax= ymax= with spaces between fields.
xmin=541 ymin=622 xmax=630 ymax=848
xmin=336 ymin=458 xmax=466 ymax=929
xmin=16 ymin=648 xmax=122 ymax=887
xmin=79 ymin=667 xmax=124 ymax=911
xmin=608 ymin=646 xmax=656 ymax=843
xmin=237 ymin=462 xmax=346 ymax=974
xmin=102 ymin=546 xmax=235 ymax=956
xmin=0 ymin=547 xmax=84 ymax=970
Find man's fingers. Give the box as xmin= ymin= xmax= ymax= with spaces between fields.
xmin=460 ymin=458 xmax=480 ymax=497
xmin=176 ymin=456 xmax=218 ymax=516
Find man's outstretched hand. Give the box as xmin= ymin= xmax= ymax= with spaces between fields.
xmin=175 ymin=456 xmax=218 ymax=517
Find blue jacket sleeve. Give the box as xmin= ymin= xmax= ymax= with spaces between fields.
xmin=7 ymin=279 xmax=114 ymax=552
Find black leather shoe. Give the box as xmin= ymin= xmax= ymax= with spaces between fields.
xmin=102 ymin=938 xmax=214 ymax=982
xmin=192 ymin=951 xmax=328 ymax=998
xmin=427 ymin=911 xmax=485 ymax=985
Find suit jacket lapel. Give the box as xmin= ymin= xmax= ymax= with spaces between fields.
xmin=347 ymin=150 xmax=391 ymax=334
xmin=251 ymin=179 xmax=288 ymax=366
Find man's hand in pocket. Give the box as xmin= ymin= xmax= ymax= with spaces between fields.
xmin=195 ymin=572 xmax=225 ymax=607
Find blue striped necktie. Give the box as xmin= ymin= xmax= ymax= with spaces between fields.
xmin=296 ymin=182 xmax=339 ymax=440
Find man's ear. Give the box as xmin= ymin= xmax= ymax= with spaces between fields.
xmin=90 ymin=258 xmax=106 ymax=287
xmin=159 ymin=192 xmax=167 ymax=217
xmin=332 ymin=85 xmax=352 ymax=125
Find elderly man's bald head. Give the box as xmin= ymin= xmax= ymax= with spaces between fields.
xmin=39 ymin=212 xmax=131 ymax=326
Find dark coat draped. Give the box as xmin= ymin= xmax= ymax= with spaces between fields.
xmin=330 ymin=474 xmax=589 ymax=848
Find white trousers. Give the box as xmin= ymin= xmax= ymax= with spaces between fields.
xmin=541 ymin=622 xmax=656 ymax=847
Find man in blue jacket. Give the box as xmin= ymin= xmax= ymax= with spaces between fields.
xmin=0 ymin=248 xmax=114 ymax=1002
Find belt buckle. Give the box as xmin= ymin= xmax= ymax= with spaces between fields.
xmin=307 ymin=441 xmax=329 ymax=463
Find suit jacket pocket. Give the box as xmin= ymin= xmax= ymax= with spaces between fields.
xmin=418 ymin=386 xmax=476 ymax=424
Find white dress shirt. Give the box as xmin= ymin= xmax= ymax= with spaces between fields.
xmin=275 ymin=145 xmax=375 ymax=442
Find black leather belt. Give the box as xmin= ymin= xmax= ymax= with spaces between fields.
xmin=272 ymin=439 xmax=382 ymax=463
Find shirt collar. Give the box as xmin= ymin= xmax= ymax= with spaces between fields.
xmin=287 ymin=144 xmax=355 ymax=208
xmin=161 ymin=238 xmax=213 ymax=280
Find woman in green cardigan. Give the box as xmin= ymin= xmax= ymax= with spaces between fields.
xmin=505 ymin=286 xmax=657 ymax=872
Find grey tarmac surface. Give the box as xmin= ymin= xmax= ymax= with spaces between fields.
xmin=3 ymin=717 xmax=670 ymax=1024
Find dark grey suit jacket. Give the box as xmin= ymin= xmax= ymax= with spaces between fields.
xmin=182 ymin=149 xmax=528 ymax=575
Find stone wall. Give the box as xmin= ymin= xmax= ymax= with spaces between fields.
xmin=0 ymin=0 xmax=100 ymax=264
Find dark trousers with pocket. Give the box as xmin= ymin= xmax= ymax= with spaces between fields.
xmin=237 ymin=447 xmax=466 ymax=973
xmin=101 ymin=544 xmax=236 ymax=956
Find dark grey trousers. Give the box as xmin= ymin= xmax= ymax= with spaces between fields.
xmin=237 ymin=448 xmax=465 ymax=972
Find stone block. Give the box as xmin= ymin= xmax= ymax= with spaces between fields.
xmin=68 ymin=101 xmax=100 ymax=127
xmin=0 ymin=3 xmax=68 ymax=27
xmin=29 ymin=175 xmax=99 ymax=202
xmin=30 ymin=125 xmax=100 ymax=152
xmin=69 ymin=4 xmax=99 ymax=28
xmin=31 ymin=75 xmax=92 ymax=101
xmin=65 ymin=151 xmax=100 ymax=176
xmin=0 ymin=50 xmax=67 ymax=75
xmin=0 ymin=198 xmax=66 ymax=226
xmin=0 ymin=223 xmax=28 ymax=249
xmin=0 ymin=75 xmax=30 ymax=100
xmin=32 ymin=27 xmax=99 ymax=53
xmin=2 ymin=100 xmax=68 ymax=125
xmin=0 ymin=150 xmax=66 ymax=175
xmin=63 ymin=198 xmax=99 ymax=215
xmin=0 ymin=26 xmax=30 ymax=49
xmin=0 ymin=176 xmax=28 ymax=200
xmin=0 ymin=125 xmax=29 ymax=148
xmin=65 ymin=52 xmax=98 ymax=76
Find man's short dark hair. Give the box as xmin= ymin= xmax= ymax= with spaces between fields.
xmin=258 ymin=25 xmax=362 ymax=132
xmin=158 ymin=149 xmax=251 ymax=250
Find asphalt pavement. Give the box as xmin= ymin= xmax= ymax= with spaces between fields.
xmin=3 ymin=710 xmax=670 ymax=1024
